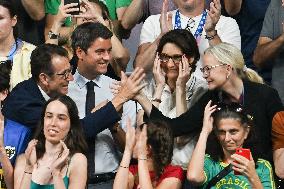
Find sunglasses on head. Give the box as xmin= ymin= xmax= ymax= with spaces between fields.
xmin=214 ymin=102 xmax=253 ymax=121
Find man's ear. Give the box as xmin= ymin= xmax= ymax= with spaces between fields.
xmin=75 ymin=47 xmax=85 ymax=60
xmin=39 ymin=73 xmax=50 ymax=86
xmin=0 ymin=89 xmax=9 ymax=101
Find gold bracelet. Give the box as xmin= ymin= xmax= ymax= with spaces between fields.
xmin=119 ymin=165 xmax=129 ymax=169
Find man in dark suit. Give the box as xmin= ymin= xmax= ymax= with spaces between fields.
xmin=2 ymin=44 xmax=145 ymax=137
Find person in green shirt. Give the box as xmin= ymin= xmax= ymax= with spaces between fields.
xmin=187 ymin=101 xmax=275 ymax=189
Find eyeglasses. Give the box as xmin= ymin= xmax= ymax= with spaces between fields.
xmin=200 ymin=64 xmax=227 ymax=76
xmin=55 ymin=66 xmax=73 ymax=80
xmin=185 ymin=18 xmax=195 ymax=31
xmin=159 ymin=53 xmax=183 ymax=65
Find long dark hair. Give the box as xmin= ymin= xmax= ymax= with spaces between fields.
xmin=140 ymin=120 xmax=174 ymax=179
xmin=206 ymin=102 xmax=262 ymax=164
xmin=34 ymin=95 xmax=88 ymax=159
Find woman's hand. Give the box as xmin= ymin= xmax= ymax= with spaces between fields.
xmin=204 ymin=0 xmax=221 ymax=32
xmin=231 ymin=153 xmax=258 ymax=179
xmin=137 ymin=125 xmax=148 ymax=159
xmin=125 ymin=118 xmax=136 ymax=153
xmin=25 ymin=139 xmax=38 ymax=168
xmin=153 ymin=53 xmax=166 ymax=88
xmin=50 ymin=140 xmax=70 ymax=176
xmin=76 ymin=0 xmax=109 ymax=27
xmin=55 ymin=0 xmax=79 ymax=24
xmin=176 ymin=55 xmax=191 ymax=89
xmin=202 ymin=101 xmax=216 ymax=135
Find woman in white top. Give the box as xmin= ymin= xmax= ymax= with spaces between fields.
xmin=138 ymin=29 xmax=207 ymax=169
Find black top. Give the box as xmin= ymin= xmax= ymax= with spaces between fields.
xmin=149 ymin=80 xmax=284 ymax=161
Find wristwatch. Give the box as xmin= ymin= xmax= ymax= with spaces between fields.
xmin=205 ymin=30 xmax=218 ymax=40
xmin=48 ymin=31 xmax=59 ymax=39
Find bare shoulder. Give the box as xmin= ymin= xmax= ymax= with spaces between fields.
xmin=157 ymin=177 xmax=182 ymax=189
xmin=70 ymin=153 xmax=87 ymax=164
xmin=68 ymin=153 xmax=87 ymax=175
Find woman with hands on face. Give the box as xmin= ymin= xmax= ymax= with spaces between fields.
xmin=187 ymin=101 xmax=275 ymax=188
xmin=14 ymin=95 xmax=88 ymax=189
xmin=137 ymin=29 xmax=207 ymax=170
xmin=113 ymin=119 xmax=184 ymax=189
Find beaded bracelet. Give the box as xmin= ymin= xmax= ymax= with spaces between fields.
xmin=24 ymin=171 xmax=32 ymax=174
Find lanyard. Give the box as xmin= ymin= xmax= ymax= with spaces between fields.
xmin=174 ymin=10 xmax=207 ymax=40
xmin=6 ymin=38 xmax=22 ymax=61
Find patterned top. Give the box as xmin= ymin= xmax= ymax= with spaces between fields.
xmin=200 ymin=155 xmax=275 ymax=189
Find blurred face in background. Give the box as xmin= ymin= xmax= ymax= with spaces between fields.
xmin=0 ymin=5 xmax=16 ymax=42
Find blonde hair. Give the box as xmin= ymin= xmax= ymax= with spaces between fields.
xmin=204 ymin=42 xmax=264 ymax=84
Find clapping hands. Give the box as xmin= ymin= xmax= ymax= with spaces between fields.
xmin=50 ymin=140 xmax=70 ymax=176
xmin=25 ymin=139 xmax=38 ymax=168
xmin=125 ymin=120 xmax=148 ymax=159
xmin=204 ymin=0 xmax=221 ymax=32
xmin=160 ymin=0 xmax=173 ymax=34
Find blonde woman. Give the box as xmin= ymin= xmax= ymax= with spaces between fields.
xmin=135 ymin=42 xmax=283 ymax=165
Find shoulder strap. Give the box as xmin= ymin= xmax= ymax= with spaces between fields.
xmin=65 ymin=157 xmax=71 ymax=177
xmin=205 ymin=164 xmax=232 ymax=189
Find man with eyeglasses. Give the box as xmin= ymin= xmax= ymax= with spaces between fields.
xmin=135 ymin=0 xmax=241 ymax=79
xmin=2 ymin=43 xmax=145 ymax=138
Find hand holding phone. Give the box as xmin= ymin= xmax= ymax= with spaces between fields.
xmin=233 ymin=148 xmax=251 ymax=175
xmin=64 ymin=0 xmax=80 ymax=15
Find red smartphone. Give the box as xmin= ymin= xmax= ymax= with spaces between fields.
xmin=234 ymin=148 xmax=251 ymax=175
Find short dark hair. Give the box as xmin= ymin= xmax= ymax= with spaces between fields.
xmin=30 ymin=44 xmax=69 ymax=82
xmin=71 ymin=22 xmax=113 ymax=53
xmin=0 ymin=61 xmax=12 ymax=92
xmin=34 ymin=95 xmax=88 ymax=159
xmin=157 ymin=29 xmax=200 ymax=72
